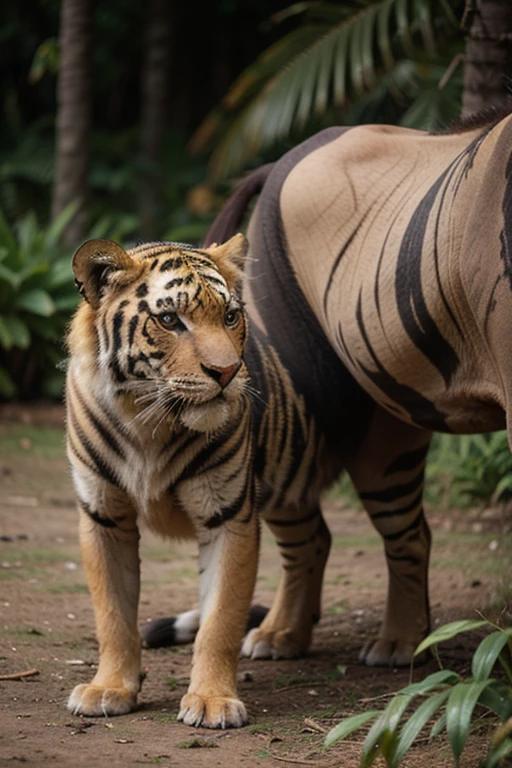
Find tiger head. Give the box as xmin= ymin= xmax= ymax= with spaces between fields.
xmin=70 ymin=234 xmax=249 ymax=434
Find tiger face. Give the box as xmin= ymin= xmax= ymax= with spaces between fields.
xmin=71 ymin=234 xmax=249 ymax=434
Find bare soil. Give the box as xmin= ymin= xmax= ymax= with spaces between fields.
xmin=0 ymin=404 xmax=511 ymax=768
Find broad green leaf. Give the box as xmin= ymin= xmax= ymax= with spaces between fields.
xmin=0 ymin=262 xmax=20 ymax=289
xmin=0 ymin=365 xmax=16 ymax=398
xmin=53 ymin=294 xmax=80 ymax=312
xmin=44 ymin=258 xmax=74 ymax=290
xmin=362 ymin=694 xmax=413 ymax=767
xmin=472 ymin=631 xmax=509 ymax=682
xmin=400 ymin=669 xmax=459 ymax=696
xmin=430 ymin=710 xmax=447 ymax=738
xmin=14 ymin=289 xmax=55 ymax=317
xmin=2 ymin=316 xmax=31 ymax=349
xmin=478 ymin=685 xmax=512 ymax=721
xmin=390 ymin=688 xmax=451 ymax=767
xmin=43 ymin=201 xmax=79 ymax=249
xmin=415 ymin=620 xmax=488 ymax=656
xmin=446 ymin=679 xmax=494 ymax=763
xmin=324 ymin=709 xmax=380 ymax=747
xmin=16 ymin=211 xmax=41 ymax=257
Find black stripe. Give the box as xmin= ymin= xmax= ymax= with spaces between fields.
xmin=354 ymin=291 xmax=450 ymax=431
xmin=382 ymin=508 xmax=425 ymax=542
xmin=265 ymin=508 xmax=319 ymax=528
xmin=80 ymin=500 xmax=117 ymax=528
xmin=359 ymin=469 xmax=424 ymax=503
xmin=71 ymin=411 xmax=121 ymax=488
xmin=205 ymin=475 xmax=249 ymax=529
xmin=67 ymin=430 xmax=97 ymax=475
xmin=128 ymin=315 xmax=139 ymax=346
xmin=276 ymin=531 xmax=317 ymax=548
xmin=395 ymin=165 xmax=459 ymax=386
xmin=323 ymin=214 xmax=372 ymax=316
xmin=75 ymin=388 xmax=126 ymax=459
xmin=384 ymin=444 xmax=430 ymax=476
xmin=275 ymin=408 xmax=309 ymax=509
xmin=370 ymin=489 xmax=423 ymax=521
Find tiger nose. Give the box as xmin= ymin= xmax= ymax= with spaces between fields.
xmin=201 ymin=361 xmax=241 ymax=389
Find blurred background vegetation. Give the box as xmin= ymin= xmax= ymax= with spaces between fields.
xmin=2 ymin=0 xmax=512 ymax=508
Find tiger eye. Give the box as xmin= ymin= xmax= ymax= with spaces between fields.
xmin=159 ymin=312 xmax=185 ymax=332
xmin=224 ymin=309 xmax=241 ymax=328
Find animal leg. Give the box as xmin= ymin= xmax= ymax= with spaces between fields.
xmin=178 ymin=507 xmax=259 ymax=728
xmin=68 ymin=488 xmax=141 ymax=716
xmin=242 ymin=506 xmax=330 ymax=660
xmin=347 ymin=406 xmax=432 ymax=667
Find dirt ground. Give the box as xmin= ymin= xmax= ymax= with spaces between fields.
xmin=0 ymin=404 xmax=511 ymax=768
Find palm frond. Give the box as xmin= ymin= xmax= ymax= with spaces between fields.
xmin=190 ymin=0 xmax=462 ymax=180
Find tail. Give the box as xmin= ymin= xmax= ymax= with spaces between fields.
xmin=203 ymin=163 xmax=274 ymax=247
xmin=141 ymin=605 xmax=269 ymax=649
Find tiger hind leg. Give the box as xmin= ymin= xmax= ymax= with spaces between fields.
xmin=241 ymin=506 xmax=331 ymax=660
xmin=346 ymin=406 xmax=432 ymax=667
xmin=141 ymin=605 xmax=269 ymax=649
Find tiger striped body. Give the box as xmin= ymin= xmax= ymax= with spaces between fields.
xmin=66 ymin=235 xmax=261 ymax=728
xmin=194 ymin=113 xmax=512 ymax=668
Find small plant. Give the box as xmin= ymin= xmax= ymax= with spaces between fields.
xmin=325 ymin=619 xmax=512 ymax=767
xmin=426 ymin=433 xmax=512 ymax=507
xmin=0 ymin=205 xmax=79 ymax=399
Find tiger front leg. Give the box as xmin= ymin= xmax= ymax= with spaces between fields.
xmin=178 ymin=503 xmax=259 ymax=729
xmin=242 ymin=506 xmax=331 ymax=660
xmin=68 ymin=487 xmax=141 ymax=717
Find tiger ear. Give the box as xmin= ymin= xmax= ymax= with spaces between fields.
xmin=72 ymin=238 xmax=134 ymax=309
xmin=206 ymin=233 xmax=248 ymax=289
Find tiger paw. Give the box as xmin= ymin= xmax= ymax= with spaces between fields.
xmin=359 ymin=637 xmax=428 ymax=667
xmin=241 ymin=626 xmax=307 ymax=660
xmin=68 ymin=683 xmax=137 ymax=716
xmin=178 ymin=692 xmax=247 ymax=729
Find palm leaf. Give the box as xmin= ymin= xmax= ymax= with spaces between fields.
xmin=192 ymin=0 xmax=459 ymax=180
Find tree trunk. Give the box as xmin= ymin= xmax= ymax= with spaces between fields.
xmin=462 ymin=0 xmax=512 ymax=117
xmin=139 ymin=0 xmax=174 ymax=239
xmin=51 ymin=0 xmax=93 ymax=247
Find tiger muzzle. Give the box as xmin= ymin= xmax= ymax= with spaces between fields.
xmin=201 ymin=361 xmax=241 ymax=389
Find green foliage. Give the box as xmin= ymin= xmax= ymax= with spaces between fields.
xmin=191 ymin=0 xmax=464 ymax=179
xmin=325 ymin=619 xmax=512 ymax=767
xmin=0 ymin=205 xmax=79 ymax=400
xmin=426 ymin=433 xmax=512 ymax=507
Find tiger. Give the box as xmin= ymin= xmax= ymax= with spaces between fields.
xmin=142 ymin=111 xmax=512 ymax=686
xmin=67 ymin=108 xmax=512 ymax=730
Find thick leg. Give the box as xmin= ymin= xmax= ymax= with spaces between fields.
xmin=242 ymin=506 xmax=331 ymax=660
xmin=68 ymin=486 xmax=141 ymax=716
xmin=346 ymin=406 xmax=432 ymax=666
xmin=178 ymin=507 xmax=259 ymax=728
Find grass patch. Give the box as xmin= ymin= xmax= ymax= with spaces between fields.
xmin=41 ymin=582 xmax=88 ymax=593
xmin=0 ymin=424 xmax=65 ymax=459
xmin=152 ymin=712 xmax=178 ymax=723
xmin=0 ymin=547 xmax=72 ymax=565
xmin=176 ymin=739 xmax=218 ymax=749
xmin=331 ymin=534 xmax=380 ymax=550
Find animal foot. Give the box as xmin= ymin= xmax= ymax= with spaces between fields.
xmin=178 ymin=692 xmax=247 ymax=729
xmin=68 ymin=683 xmax=137 ymax=716
xmin=359 ymin=637 xmax=428 ymax=667
xmin=241 ymin=626 xmax=307 ymax=660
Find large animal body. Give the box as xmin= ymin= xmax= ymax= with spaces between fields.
xmin=66 ymin=112 xmax=512 ymax=729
